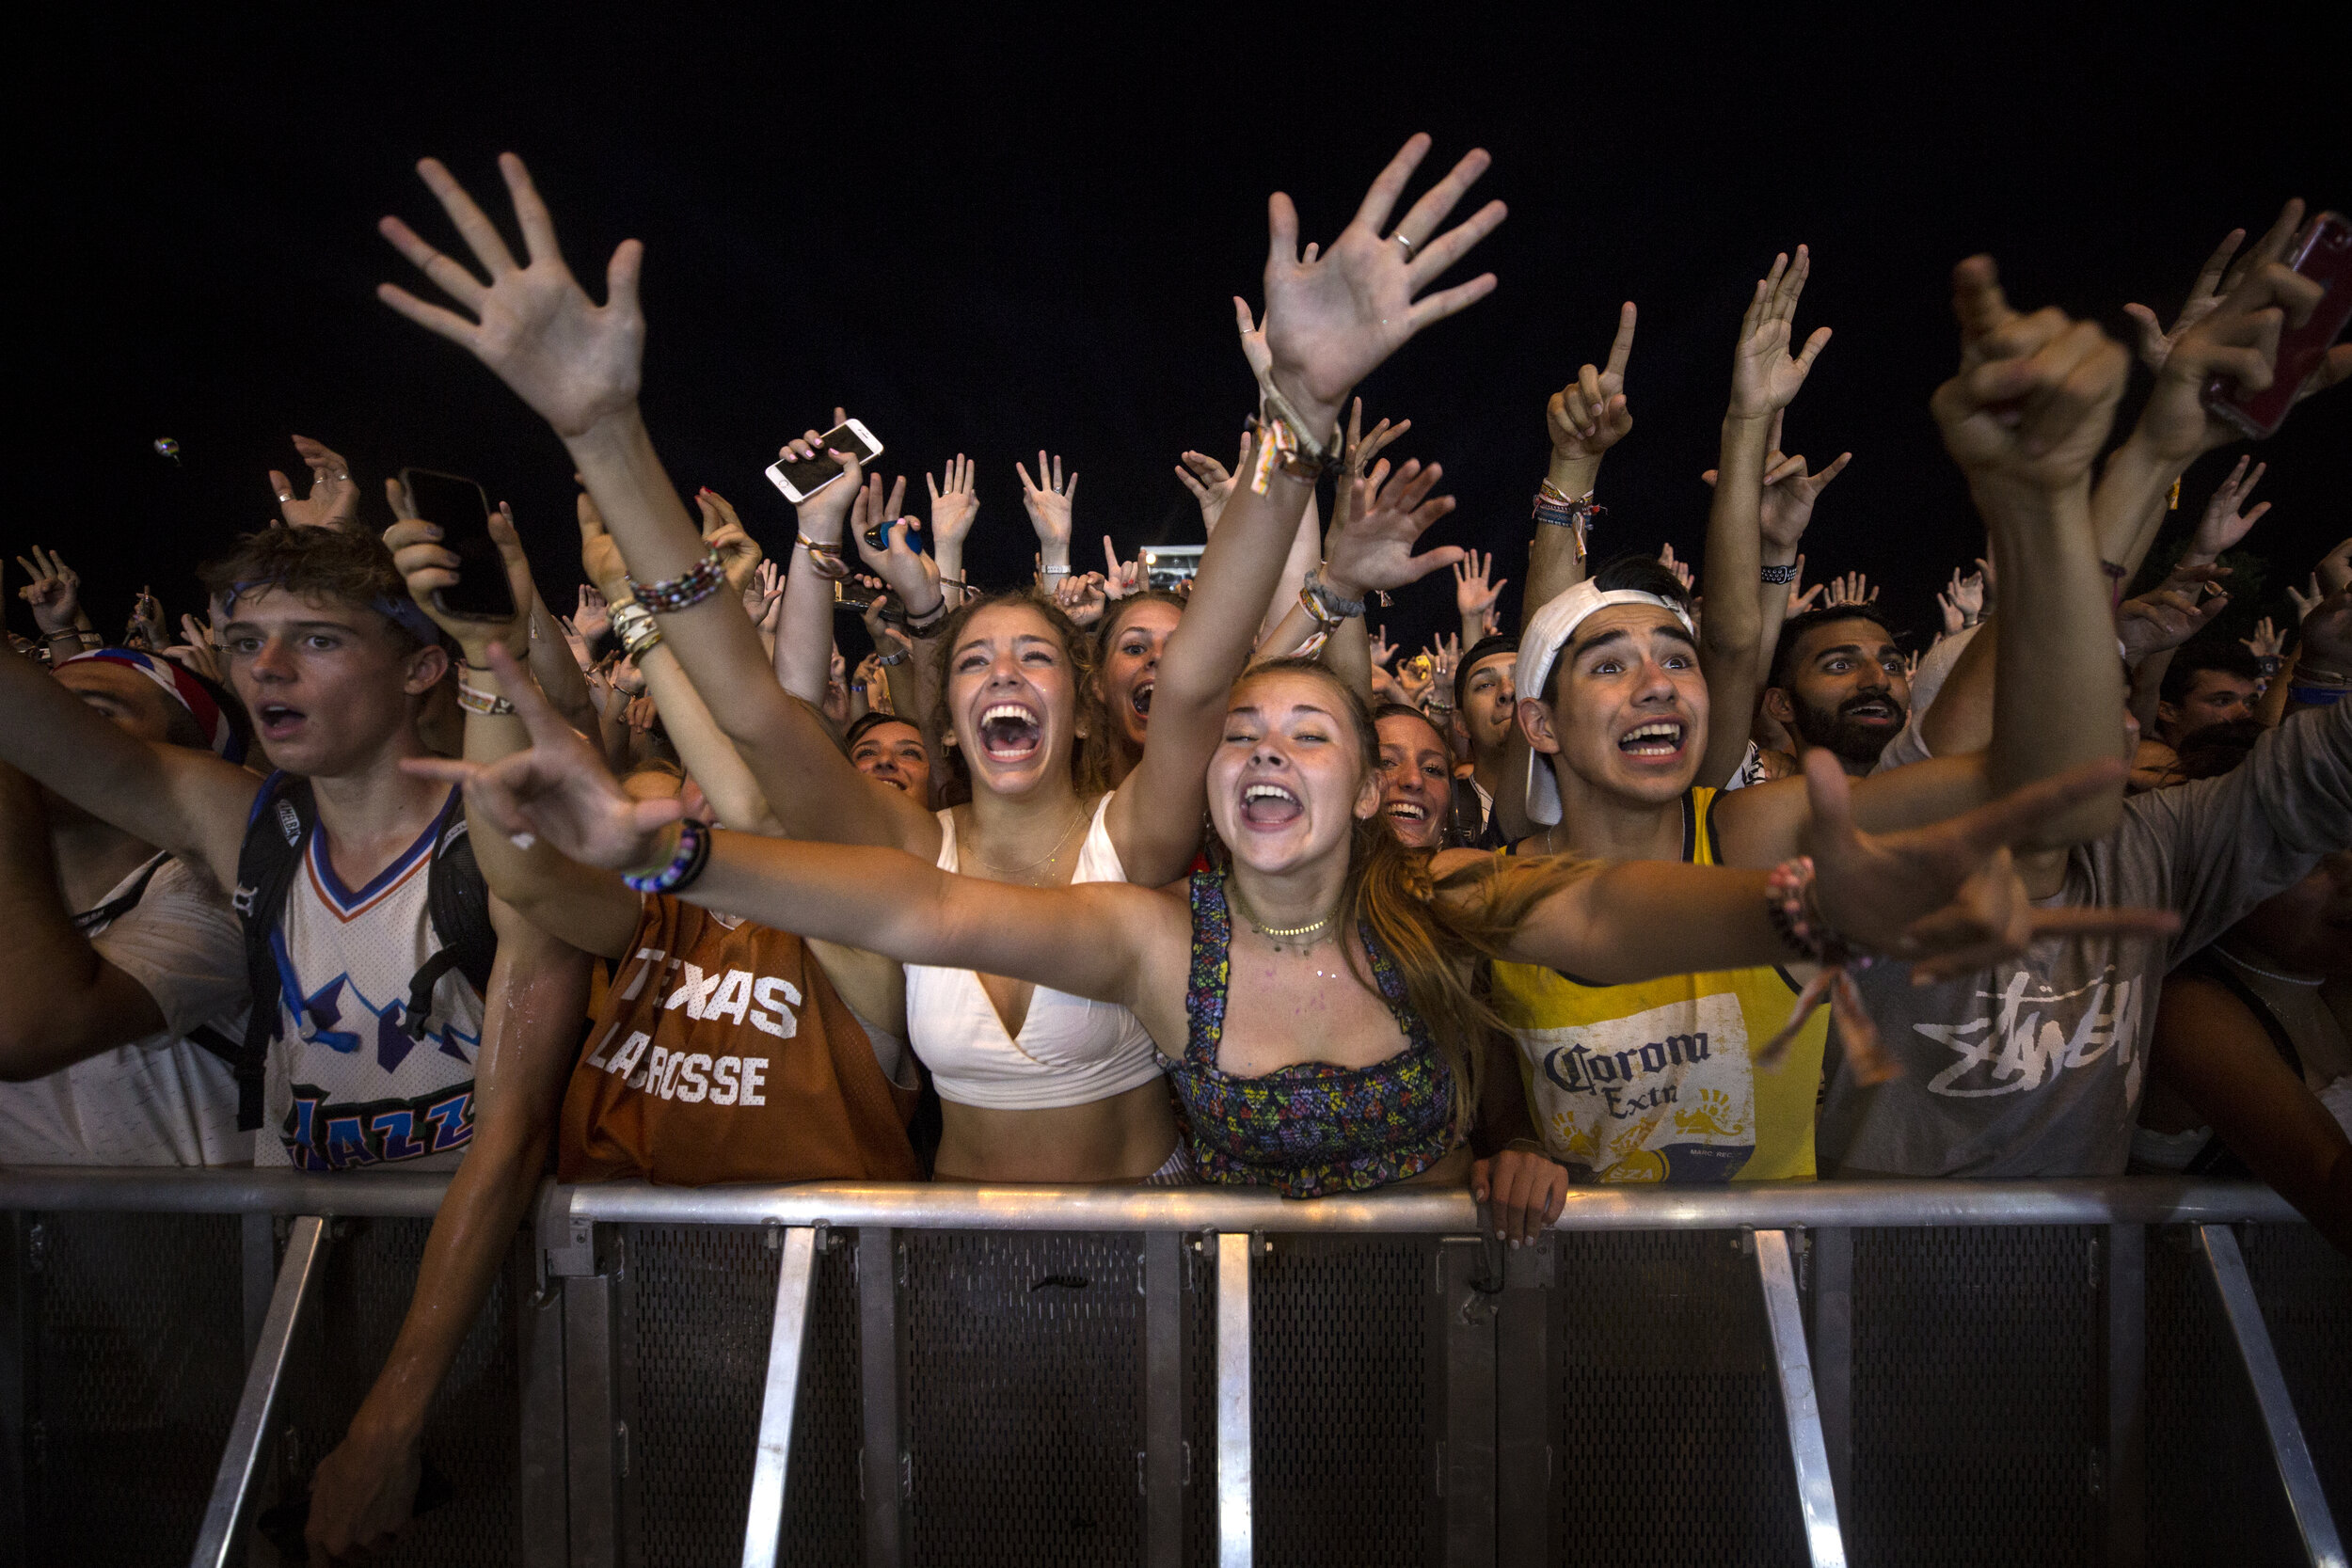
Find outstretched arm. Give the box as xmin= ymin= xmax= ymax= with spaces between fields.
xmin=375 ymin=153 xmax=935 ymax=860
xmin=1700 ymin=248 xmax=1834 ymax=788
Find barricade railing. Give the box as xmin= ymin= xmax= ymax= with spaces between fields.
xmin=0 ymin=1168 xmax=2340 ymax=1568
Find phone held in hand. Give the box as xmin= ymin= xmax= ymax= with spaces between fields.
xmin=862 ymin=515 xmax=925 ymax=555
xmin=400 ymin=467 xmax=516 ymax=622
xmin=2202 ymin=210 xmax=2352 ymax=441
xmin=767 ymin=419 xmax=883 ymax=503
xmin=834 ymin=578 xmax=884 ymax=612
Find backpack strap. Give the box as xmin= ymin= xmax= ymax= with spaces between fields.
xmin=71 ymin=852 xmax=172 ymax=935
xmin=404 ymin=795 xmax=498 ymax=1040
xmin=230 ymin=772 xmax=314 ymax=1131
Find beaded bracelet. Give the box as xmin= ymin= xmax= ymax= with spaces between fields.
xmin=609 ymin=602 xmax=663 ymax=660
xmin=623 ymin=817 xmax=712 ymax=895
xmin=796 ymin=534 xmax=850 ymax=580
xmin=628 ymin=550 xmax=728 ymax=614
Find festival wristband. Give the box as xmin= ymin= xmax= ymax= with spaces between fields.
xmin=609 ymin=601 xmax=662 ymax=660
xmin=1759 ymin=562 xmax=1799 ymax=585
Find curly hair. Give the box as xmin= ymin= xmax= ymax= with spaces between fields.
xmin=199 ymin=526 xmax=436 ymax=651
xmin=924 ymin=589 xmax=1109 ymax=806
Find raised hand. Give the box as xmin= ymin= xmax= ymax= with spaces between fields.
xmin=1232 ymin=297 xmax=1275 ymax=391
xmin=850 ymin=479 xmax=943 ymax=619
xmin=1823 ymin=570 xmax=1876 ymax=608
xmin=693 ymin=487 xmax=764 ymax=590
xmin=751 ymin=558 xmax=785 ymax=641
xmin=1930 ymin=256 xmax=2129 ymax=497
xmin=1428 ymin=632 xmax=1462 ymax=696
xmin=2136 ymin=200 xmax=2352 ymax=463
xmin=403 ymin=644 xmax=680 ymax=865
xmin=1174 ymin=432 xmax=1249 ymax=537
xmin=1802 ymin=752 xmax=2173 ymax=983
xmin=378 ymin=153 xmax=644 ymax=438
xmin=1785 ymin=555 xmax=1823 ymax=616
xmin=1938 ymin=591 xmax=1965 ymax=638
xmin=823 ymin=649 xmax=850 ymax=726
xmin=2115 ymin=567 xmax=2229 ymax=665
xmin=573 ymin=583 xmax=612 ymax=645
xmin=1453 ymin=549 xmax=1506 ymax=622
xmin=2240 ymin=616 xmax=2286 ymax=664
xmin=1102 ymin=536 xmax=1142 ymax=600
xmin=383 ymin=486 xmax=536 ymax=658
xmin=1369 ymin=625 xmax=1397 ymax=670
xmin=125 ymin=588 xmax=168 ymax=651
xmin=927 ymin=454 xmax=979 ymax=549
xmin=167 ymin=613 xmax=225 ymax=684
xmin=1658 ymin=542 xmax=1693 ymax=594
xmin=269 ymin=435 xmax=359 ymax=531
xmin=2293 ymin=583 xmax=2352 ymax=679
xmin=1547 ymin=301 xmax=1638 ymax=462
xmin=2190 ymin=455 xmax=2271 ymax=560
xmin=1323 ymin=457 xmax=1467 ymax=602
xmin=1728 ymin=247 xmax=1833 ymax=420
xmin=1950 ymin=567 xmax=1986 ymax=623
xmin=14 ymin=546 xmax=80 ymax=636
xmin=1052 ymin=570 xmax=1109 ymax=629
xmin=2122 ymin=225 xmax=2249 ymax=372
xmin=1699 ymin=410 xmax=1852 ymax=554
xmin=1015 ymin=451 xmax=1076 ymax=553
xmin=1259 ymin=134 xmax=1506 ymax=438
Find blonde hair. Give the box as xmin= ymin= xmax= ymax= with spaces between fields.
xmin=1228 ymin=660 xmax=1594 ymax=1142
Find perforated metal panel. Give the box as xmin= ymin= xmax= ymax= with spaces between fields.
xmin=23 ymin=1211 xmax=244 ymax=1567
xmin=279 ymin=1215 xmax=519 ymax=1565
xmin=1548 ymin=1229 xmax=1802 ymax=1568
xmin=1250 ymin=1236 xmax=1433 ymax=1568
xmin=2144 ymin=1225 xmax=2338 ymax=1568
xmin=1850 ymin=1226 xmax=2098 ymax=1568
xmin=621 ymin=1224 xmax=861 ymax=1568
xmin=901 ymin=1230 xmax=1145 ymax=1566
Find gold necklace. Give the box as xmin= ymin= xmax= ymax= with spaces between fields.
xmin=965 ymin=804 xmax=1089 ymax=885
xmin=1227 ymin=879 xmax=1343 ymax=949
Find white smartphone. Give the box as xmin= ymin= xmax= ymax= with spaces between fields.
xmin=765 ymin=419 xmax=883 ymax=503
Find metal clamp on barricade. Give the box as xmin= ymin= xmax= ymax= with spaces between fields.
xmin=0 ymin=1170 xmax=2339 ymax=1568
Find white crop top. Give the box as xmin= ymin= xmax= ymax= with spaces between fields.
xmin=904 ymin=794 xmax=1165 ymax=1109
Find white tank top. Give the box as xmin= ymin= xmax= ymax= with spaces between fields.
xmin=904 ymin=794 xmax=1163 ymax=1109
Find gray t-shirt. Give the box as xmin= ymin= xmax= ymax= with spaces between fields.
xmin=1817 ymin=698 xmax=2352 ymax=1178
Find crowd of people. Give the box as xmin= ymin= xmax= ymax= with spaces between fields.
xmin=2 ymin=139 xmax=2346 ymax=1556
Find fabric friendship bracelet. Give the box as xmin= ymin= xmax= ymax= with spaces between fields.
xmin=454 ymin=672 xmax=516 ymax=716
xmin=1754 ymin=856 xmax=1900 ymax=1087
xmin=1296 ymin=566 xmax=1367 ymax=630
xmin=609 ymin=601 xmax=662 ymax=659
xmin=623 ymin=817 xmax=712 ymax=895
xmin=628 ymin=550 xmax=728 ymax=614
xmin=1247 ymin=409 xmax=1335 ymax=497
xmin=1759 ymin=562 xmax=1800 ymax=585
xmin=796 ymin=534 xmax=850 ymax=580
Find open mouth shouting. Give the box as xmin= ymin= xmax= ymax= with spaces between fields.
xmin=256 ymin=702 xmax=308 ymax=743
xmin=1383 ymin=800 xmax=1428 ymax=823
xmin=1238 ymin=780 xmax=1303 ymax=832
xmin=1616 ymin=719 xmax=1685 ymax=759
xmin=1130 ymin=678 xmax=1153 ymax=719
xmin=1840 ymin=695 xmax=1899 ymax=727
xmin=977 ymin=702 xmax=1043 ymax=765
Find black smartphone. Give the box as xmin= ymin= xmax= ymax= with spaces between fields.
xmin=401 ymin=467 xmax=516 ymax=622
xmin=765 ymin=419 xmax=884 ymax=503
xmin=834 ymin=578 xmax=884 ymax=611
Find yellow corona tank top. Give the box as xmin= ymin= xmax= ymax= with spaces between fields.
xmin=1490 ymin=789 xmax=1824 ymax=1183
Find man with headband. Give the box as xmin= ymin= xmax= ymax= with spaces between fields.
xmin=0 ymin=648 xmax=252 ymax=1163
xmin=1483 ymin=272 xmax=2138 ymax=1196
xmin=0 ymin=521 xmax=588 ymax=1553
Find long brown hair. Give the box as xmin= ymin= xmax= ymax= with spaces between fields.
xmin=1227 ymin=660 xmax=1593 ymax=1142
xmin=925 ymin=589 xmax=1110 ymax=807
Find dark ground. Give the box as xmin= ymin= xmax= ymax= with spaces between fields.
xmin=13 ymin=7 xmax=2348 ymax=661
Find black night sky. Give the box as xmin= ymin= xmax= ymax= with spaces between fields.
xmin=18 ymin=8 xmax=2349 ymax=663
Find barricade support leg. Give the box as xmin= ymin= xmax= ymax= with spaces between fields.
xmin=857 ymin=1226 xmax=905 ymax=1568
xmin=1142 ymin=1228 xmax=1185 ymax=1568
xmin=191 ymin=1213 xmax=326 ymax=1568
xmin=1754 ymin=1228 xmax=1847 ymax=1568
xmin=740 ymin=1225 xmax=821 ymax=1568
xmin=1215 ymin=1232 xmax=1252 ymax=1568
xmin=1494 ymin=1231 xmax=1553 ymax=1567
xmin=2098 ymin=1223 xmax=2145 ymax=1568
xmin=1438 ymin=1237 xmax=1498 ymax=1567
xmin=2195 ymin=1225 xmax=2345 ymax=1568
xmin=1808 ymin=1226 xmax=1852 ymax=1522
xmin=562 ymin=1266 xmax=621 ymax=1568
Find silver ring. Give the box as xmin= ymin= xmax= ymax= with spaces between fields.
xmin=1394 ymin=233 xmax=1416 ymax=258
xmin=276 ymin=492 xmax=294 ymax=503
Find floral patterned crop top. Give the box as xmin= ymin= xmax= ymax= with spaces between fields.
xmin=1161 ymin=869 xmax=1457 ymax=1198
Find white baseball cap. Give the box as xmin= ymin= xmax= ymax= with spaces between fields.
xmin=1514 ymin=582 xmax=1696 ymax=827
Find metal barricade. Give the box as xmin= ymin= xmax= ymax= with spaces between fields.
xmin=1 ymin=1170 xmax=2344 ymax=1568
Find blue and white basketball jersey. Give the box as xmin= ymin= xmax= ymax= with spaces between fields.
xmin=255 ymin=794 xmax=485 ymax=1172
